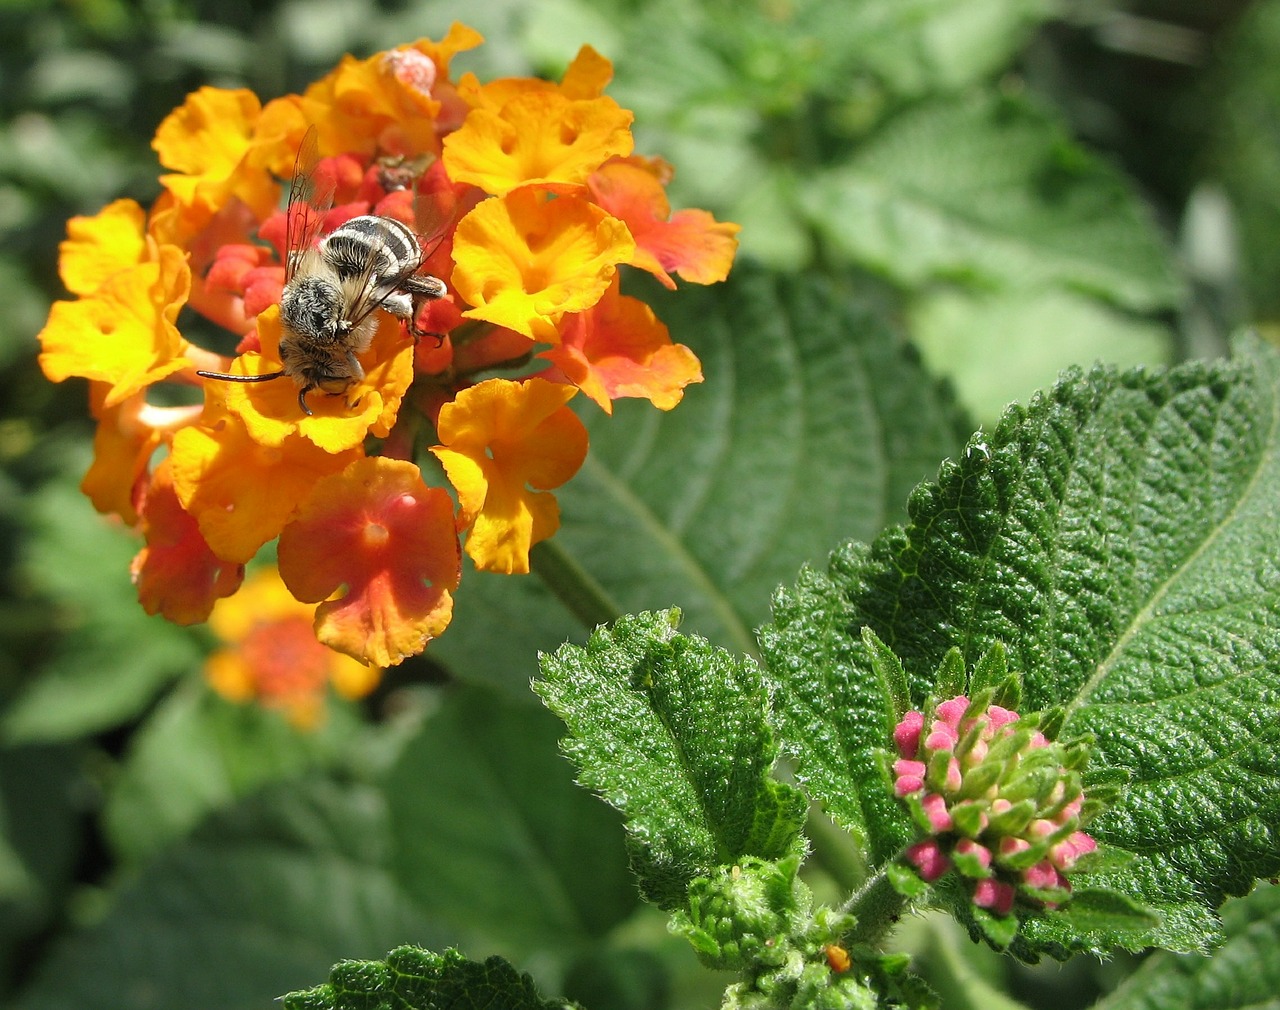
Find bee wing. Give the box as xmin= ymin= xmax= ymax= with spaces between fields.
xmin=284 ymin=126 xmax=337 ymax=284
xmin=344 ymin=239 xmax=428 ymax=333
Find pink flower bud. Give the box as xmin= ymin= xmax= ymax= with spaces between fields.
xmin=906 ymin=840 xmax=951 ymax=882
xmin=921 ymin=792 xmax=953 ymax=832
xmin=972 ymin=878 xmax=1016 ymax=916
xmin=935 ymin=696 xmax=970 ymax=729
xmin=893 ymin=758 xmax=927 ymax=797
xmin=966 ymin=738 xmax=989 ymax=764
xmin=986 ymin=706 xmax=1019 ymax=730
xmin=926 ymin=722 xmax=959 ymax=752
xmin=894 ymin=710 xmax=924 ymax=757
xmin=955 ymin=838 xmax=992 ymax=870
xmin=1028 ymin=818 xmax=1057 ymax=839
xmin=1050 ymin=830 xmax=1097 ymax=870
xmin=1022 ymin=859 xmax=1066 ymax=891
xmin=998 ymin=836 xmax=1031 ymax=859
xmin=944 ymin=756 xmax=963 ymax=792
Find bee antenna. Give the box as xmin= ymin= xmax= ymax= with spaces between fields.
xmin=196 ymin=369 xmax=287 ymax=383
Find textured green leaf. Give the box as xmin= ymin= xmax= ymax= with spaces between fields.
xmin=14 ymin=779 xmax=441 ymax=1010
xmin=283 ymin=945 xmax=568 ymax=1010
xmin=383 ymin=686 xmax=638 ymax=954
xmin=1093 ymin=883 xmax=1280 ymax=1010
xmin=435 ymin=266 xmax=966 ymax=692
xmin=537 ymin=611 xmax=807 ymax=908
xmin=801 ymin=94 xmax=1183 ymax=313
xmin=766 ymin=332 xmax=1280 ymax=952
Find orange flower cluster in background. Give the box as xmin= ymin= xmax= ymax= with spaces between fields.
xmin=36 ymin=24 xmax=738 ymax=704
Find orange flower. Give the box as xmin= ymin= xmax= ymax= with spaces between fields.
xmin=151 ymin=87 xmax=278 ymax=243
xmin=209 ymin=306 xmax=415 ymax=454
xmin=131 ymin=459 xmax=244 ymax=625
xmin=82 ymin=384 xmax=200 ymax=526
xmin=169 ymin=397 xmax=364 ymax=564
xmin=455 ymin=44 xmax=616 ymax=111
xmin=443 ymin=90 xmax=632 ymax=197
xmin=206 ymin=565 xmax=379 ymax=728
xmin=431 ymin=377 xmax=588 ymax=574
xmin=58 ymin=199 xmax=149 ymax=296
xmin=38 ymin=242 xmax=192 ymax=409
xmin=541 ymin=276 xmax=704 ymax=413
xmin=588 ymin=156 xmax=740 ymax=288
xmin=277 ymin=458 xmax=461 ymax=666
xmin=451 ymin=187 xmax=635 ymax=342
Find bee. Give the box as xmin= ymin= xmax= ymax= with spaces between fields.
xmin=198 ymin=131 xmax=448 ymax=415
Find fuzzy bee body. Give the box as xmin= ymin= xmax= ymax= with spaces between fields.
xmin=275 ymin=214 xmax=447 ymax=410
xmin=197 ymin=133 xmax=450 ymax=416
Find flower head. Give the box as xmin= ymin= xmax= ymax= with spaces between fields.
xmin=893 ymin=695 xmax=1100 ymax=917
xmin=36 ymin=24 xmax=736 ymax=671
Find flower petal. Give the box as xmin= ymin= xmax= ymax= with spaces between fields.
xmin=277 ymin=458 xmax=461 ymax=666
xmin=58 ymin=199 xmax=148 ymax=296
xmin=451 ymin=187 xmax=635 ymax=342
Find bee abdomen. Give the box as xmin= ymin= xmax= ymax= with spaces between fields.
xmin=322 ymin=215 xmax=421 ymax=280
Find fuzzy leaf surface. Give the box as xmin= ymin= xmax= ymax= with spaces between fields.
xmin=283 ymin=945 xmax=567 ymax=1010
xmin=763 ymin=333 xmax=1280 ymax=953
xmin=536 ymin=610 xmax=807 ymax=908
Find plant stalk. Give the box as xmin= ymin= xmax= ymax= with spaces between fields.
xmin=530 ymin=538 xmax=624 ymax=631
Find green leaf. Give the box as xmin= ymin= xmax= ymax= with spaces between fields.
xmin=13 ymin=779 xmax=442 ymax=1010
xmin=382 ymin=685 xmax=639 ymax=954
xmin=1092 ymin=882 xmax=1280 ymax=1010
xmin=909 ymin=286 xmax=1174 ymax=425
xmin=437 ymin=266 xmax=966 ymax=689
xmin=771 ymin=332 xmax=1280 ymax=952
xmin=537 ymin=611 xmax=807 ymax=908
xmin=757 ymin=563 xmax=912 ymax=864
xmin=4 ymin=482 xmax=199 ymax=743
xmin=801 ymin=94 xmax=1183 ymax=313
xmin=103 ymin=681 xmax=364 ymax=862
xmin=282 ymin=945 xmax=568 ymax=1010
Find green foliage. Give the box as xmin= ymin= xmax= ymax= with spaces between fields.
xmin=537 ymin=611 xmax=807 ymax=908
xmin=282 ymin=945 xmax=570 ymax=1010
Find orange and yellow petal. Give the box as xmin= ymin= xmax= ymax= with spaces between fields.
xmin=81 ymin=385 xmax=183 ymax=525
xmin=170 ymin=407 xmax=364 ymax=564
xmin=152 ymin=87 xmax=278 ymax=232
xmin=277 ymin=458 xmax=461 ymax=666
xmin=452 ymin=187 xmax=635 ymax=342
xmin=431 ymin=377 xmax=588 ymax=574
xmin=38 ymin=244 xmax=192 ymax=408
xmin=542 ymin=278 xmax=703 ymax=413
xmin=456 ymin=44 xmax=614 ymax=112
xmin=131 ymin=460 xmax=244 ymax=625
xmin=206 ymin=565 xmax=380 ymax=727
xmin=58 ymin=199 xmax=149 ymax=296
xmin=213 ymin=308 xmax=414 ymax=453
xmin=443 ymin=91 xmax=633 ymax=197
xmin=588 ymin=157 xmax=740 ymax=288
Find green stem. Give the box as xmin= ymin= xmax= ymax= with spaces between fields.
xmin=530 ymin=538 xmax=624 ymax=631
xmin=840 ymin=867 xmax=909 ymax=948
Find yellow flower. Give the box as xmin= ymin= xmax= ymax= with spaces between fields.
xmin=431 ymin=377 xmax=588 ymax=575
xmin=58 ymin=199 xmax=149 ymax=296
xmin=451 ymin=186 xmax=635 ymax=343
xmin=38 ymin=242 xmax=191 ymax=409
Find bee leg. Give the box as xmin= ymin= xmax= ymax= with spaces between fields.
xmin=298 ymin=386 xmax=315 ymax=416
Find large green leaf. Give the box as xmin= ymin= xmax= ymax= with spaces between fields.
xmin=14 ymin=779 xmax=441 ymax=1010
xmin=434 ymin=266 xmax=967 ymax=692
xmin=1093 ymin=883 xmax=1280 ymax=1010
xmin=537 ymin=610 xmax=806 ymax=908
xmin=382 ymin=685 xmax=639 ymax=955
xmin=801 ymin=94 xmax=1183 ymax=313
xmin=763 ymin=332 xmax=1280 ymax=953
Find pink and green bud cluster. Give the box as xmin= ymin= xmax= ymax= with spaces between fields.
xmin=893 ymin=695 xmax=1097 ymax=917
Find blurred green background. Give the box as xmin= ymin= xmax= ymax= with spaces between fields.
xmin=1 ymin=0 xmax=1277 ymax=1007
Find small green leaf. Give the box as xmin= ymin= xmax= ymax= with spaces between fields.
xmin=282 ymin=945 xmax=569 ymax=1010
xmin=537 ymin=611 xmax=807 ymax=908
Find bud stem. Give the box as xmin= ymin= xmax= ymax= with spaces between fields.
xmin=531 ymin=538 xmax=624 ymax=630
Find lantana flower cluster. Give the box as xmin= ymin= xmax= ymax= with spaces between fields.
xmin=36 ymin=25 xmax=739 ymax=693
xmin=893 ymin=696 xmax=1098 ymax=917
